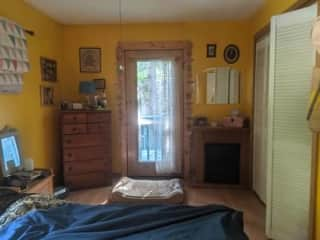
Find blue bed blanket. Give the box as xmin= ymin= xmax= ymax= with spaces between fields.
xmin=0 ymin=203 xmax=249 ymax=240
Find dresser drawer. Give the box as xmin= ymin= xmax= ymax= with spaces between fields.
xmin=62 ymin=113 xmax=87 ymax=124
xmin=63 ymin=147 xmax=109 ymax=162
xmin=87 ymin=123 xmax=110 ymax=134
xmin=87 ymin=113 xmax=110 ymax=123
xmin=63 ymin=124 xmax=87 ymax=135
xmin=63 ymin=134 xmax=106 ymax=148
xmin=64 ymin=160 xmax=111 ymax=175
xmin=64 ymin=172 xmax=111 ymax=190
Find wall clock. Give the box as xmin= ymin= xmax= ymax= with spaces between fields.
xmin=224 ymin=44 xmax=240 ymax=64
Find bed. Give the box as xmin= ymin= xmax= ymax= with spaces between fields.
xmin=109 ymin=177 xmax=185 ymax=204
xmin=0 ymin=190 xmax=249 ymax=240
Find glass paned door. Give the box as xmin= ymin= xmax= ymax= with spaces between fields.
xmin=137 ymin=60 xmax=172 ymax=162
xmin=126 ymin=50 xmax=183 ymax=177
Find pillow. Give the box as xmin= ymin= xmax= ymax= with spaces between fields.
xmin=109 ymin=177 xmax=185 ymax=204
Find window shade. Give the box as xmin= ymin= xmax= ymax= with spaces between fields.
xmin=0 ymin=17 xmax=30 ymax=93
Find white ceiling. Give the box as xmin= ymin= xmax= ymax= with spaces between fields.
xmin=24 ymin=0 xmax=264 ymax=24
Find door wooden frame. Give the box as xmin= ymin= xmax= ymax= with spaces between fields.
xmin=117 ymin=41 xmax=193 ymax=179
xmin=251 ymin=0 xmax=318 ymax=238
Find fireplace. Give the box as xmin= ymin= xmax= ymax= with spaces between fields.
xmin=190 ymin=127 xmax=250 ymax=188
xmin=204 ymin=143 xmax=240 ymax=184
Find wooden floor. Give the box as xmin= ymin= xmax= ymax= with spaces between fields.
xmin=67 ymin=186 xmax=266 ymax=240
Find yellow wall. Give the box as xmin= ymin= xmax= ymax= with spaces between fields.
xmin=251 ymin=0 xmax=299 ymax=33
xmin=0 ymin=0 xmax=63 ymax=179
xmin=243 ymin=0 xmax=301 ymax=118
xmin=62 ymin=21 xmax=252 ymax=173
xmin=2 ymin=0 xmax=320 ymax=238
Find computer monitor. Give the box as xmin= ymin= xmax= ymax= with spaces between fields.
xmin=0 ymin=130 xmax=23 ymax=177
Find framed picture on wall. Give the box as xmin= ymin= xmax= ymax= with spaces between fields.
xmin=207 ymin=44 xmax=216 ymax=58
xmin=40 ymin=86 xmax=54 ymax=106
xmin=224 ymin=44 xmax=240 ymax=64
xmin=40 ymin=57 xmax=57 ymax=82
xmin=79 ymin=48 xmax=101 ymax=73
xmin=94 ymin=78 xmax=106 ymax=90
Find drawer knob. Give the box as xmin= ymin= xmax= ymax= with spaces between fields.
xmin=68 ymin=166 xmax=72 ymax=171
xmin=67 ymin=153 xmax=72 ymax=158
xmin=72 ymin=127 xmax=77 ymax=131
xmin=73 ymin=116 xmax=77 ymax=120
xmin=66 ymin=139 xmax=72 ymax=144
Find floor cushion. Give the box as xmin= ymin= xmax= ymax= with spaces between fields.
xmin=109 ymin=177 xmax=184 ymax=204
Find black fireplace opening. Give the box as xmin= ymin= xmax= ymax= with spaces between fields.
xmin=204 ymin=143 xmax=240 ymax=184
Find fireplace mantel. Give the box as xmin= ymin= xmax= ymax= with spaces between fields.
xmin=190 ymin=127 xmax=251 ymax=188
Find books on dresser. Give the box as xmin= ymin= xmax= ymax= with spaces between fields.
xmin=61 ymin=110 xmax=112 ymax=190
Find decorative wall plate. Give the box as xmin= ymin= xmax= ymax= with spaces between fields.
xmin=224 ymin=44 xmax=240 ymax=64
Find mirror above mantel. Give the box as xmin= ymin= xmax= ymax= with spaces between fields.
xmin=205 ymin=67 xmax=240 ymax=104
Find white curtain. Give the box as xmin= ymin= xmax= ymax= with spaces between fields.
xmin=137 ymin=60 xmax=181 ymax=175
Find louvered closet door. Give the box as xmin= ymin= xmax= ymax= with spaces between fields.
xmin=266 ymin=4 xmax=316 ymax=240
xmin=253 ymin=34 xmax=270 ymax=204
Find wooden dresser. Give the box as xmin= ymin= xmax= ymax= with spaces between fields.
xmin=61 ymin=110 xmax=112 ymax=190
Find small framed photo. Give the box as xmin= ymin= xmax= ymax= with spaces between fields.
xmin=207 ymin=44 xmax=216 ymax=58
xmin=40 ymin=86 xmax=54 ymax=106
xmin=94 ymin=78 xmax=106 ymax=90
xmin=79 ymin=48 xmax=101 ymax=73
xmin=40 ymin=57 xmax=57 ymax=82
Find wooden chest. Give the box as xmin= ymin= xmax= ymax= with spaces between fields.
xmin=61 ymin=110 xmax=112 ymax=190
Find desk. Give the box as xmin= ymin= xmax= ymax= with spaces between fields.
xmin=1 ymin=169 xmax=54 ymax=195
xmin=23 ymin=174 xmax=54 ymax=194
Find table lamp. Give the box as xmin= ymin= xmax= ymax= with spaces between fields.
xmin=79 ymin=81 xmax=97 ymax=108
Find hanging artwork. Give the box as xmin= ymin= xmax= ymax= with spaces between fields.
xmin=40 ymin=57 xmax=57 ymax=82
xmin=0 ymin=17 xmax=30 ymax=93
xmin=40 ymin=86 xmax=54 ymax=106
xmin=79 ymin=48 xmax=101 ymax=73
xmin=0 ymin=74 xmax=23 ymax=93
xmin=224 ymin=44 xmax=240 ymax=64
xmin=206 ymin=44 xmax=216 ymax=58
xmin=94 ymin=78 xmax=106 ymax=90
